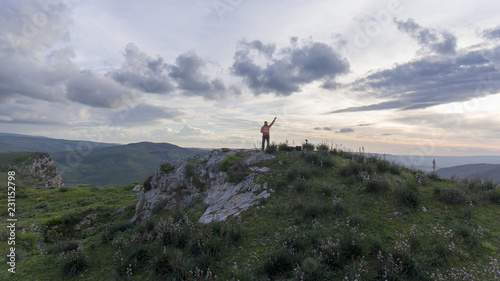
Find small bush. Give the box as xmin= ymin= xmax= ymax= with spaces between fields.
xmin=435 ymin=185 xmax=468 ymax=205
xmin=262 ymin=248 xmax=295 ymax=279
xmin=59 ymin=251 xmax=90 ymax=278
xmin=303 ymin=202 xmax=330 ymax=219
xmin=302 ymin=142 xmax=315 ymax=151
xmin=487 ymin=187 xmax=500 ymax=204
xmin=293 ymin=180 xmax=309 ymax=193
xmin=220 ymin=155 xmax=249 ymax=183
xmin=365 ymin=179 xmax=390 ymax=194
xmin=160 ymin=162 xmax=175 ymax=173
xmin=299 ymin=257 xmax=328 ymax=281
xmin=278 ymin=142 xmax=289 ymax=151
xmin=339 ymin=161 xmax=363 ymax=177
xmin=287 ymin=166 xmax=312 ymax=182
xmin=395 ymin=185 xmax=421 ymax=209
xmin=265 ymin=143 xmax=278 ymax=154
xmin=143 ymin=175 xmax=153 ymax=191
xmin=36 ymin=201 xmax=49 ymax=209
xmin=316 ymin=143 xmax=331 ymax=152
xmin=59 ymin=186 xmax=69 ymax=192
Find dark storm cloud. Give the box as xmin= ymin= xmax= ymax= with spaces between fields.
xmin=231 ymin=39 xmax=349 ymax=96
xmin=394 ymin=18 xmax=457 ymax=55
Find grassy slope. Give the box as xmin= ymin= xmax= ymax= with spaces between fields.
xmin=0 ymin=147 xmax=499 ymax=280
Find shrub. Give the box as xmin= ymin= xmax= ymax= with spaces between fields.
xmin=303 ymin=202 xmax=330 ymax=219
xmin=302 ymin=142 xmax=315 ymax=151
xmin=299 ymin=257 xmax=328 ymax=281
xmin=143 ymin=175 xmax=153 ymax=191
xmin=262 ymin=248 xmax=295 ymax=279
xmin=265 ymin=143 xmax=278 ymax=154
xmin=160 ymin=162 xmax=175 ymax=173
xmin=36 ymin=201 xmax=49 ymax=209
xmin=278 ymin=142 xmax=289 ymax=152
xmin=59 ymin=251 xmax=90 ymax=278
xmin=316 ymin=143 xmax=331 ymax=152
xmin=339 ymin=161 xmax=363 ymax=177
xmin=365 ymin=179 xmax=390 ymax=194
xmin=435 ymin=185 xmax=468 ymax=205
xmin=487 ymin=187 xmax=500 ymax=204
xmin=395 ymin=185 xmax=421 ymax=209
xmin=59 ymin=186 xmax=69 ymax=192
xmin=292 ymin=180 xmax=309 ymax=193
xmin=287 ymin=166 xmax=312 ymax=182
xmin=219 ymin=155 xmax=249 ymax=183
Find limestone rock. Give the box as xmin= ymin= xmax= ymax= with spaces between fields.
xmin=131 ymin=149 xmax=275 ymax=223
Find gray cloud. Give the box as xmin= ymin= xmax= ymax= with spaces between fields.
xmin=332 ymin=49 xmax=500 ymax=113
xmin=67 ymin=70 xmax=138 ymax=108
xmin=109 ymin=43 xmax=175 ymax=94
xmin=231 ymin=39 xmax=349 ymax=96
xmin=314 ymin=126 xmax=334 ymax=131
xmin=169 ymin=52 xmax=229 ymax=99
xmin=108 ymin=104 xmax=183 ymax=126
xmin=484 ymin=26 xmax=500 ymax=40
xmin=337 ymin=128 xmax=354 ymax=133
xmin=394 ymin=18 xmax=457 ymax=55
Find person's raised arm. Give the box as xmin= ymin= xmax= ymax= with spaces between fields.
xmin=269 ymin=117 xmax=277 ymax=127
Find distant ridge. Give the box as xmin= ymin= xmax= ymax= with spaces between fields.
xmin=436 ymin=163 xmax=500 ymax=182
xmin=0 ymin=133 xmax=205 ymax=186
xmin=0 ymin=132 xmax=117 ymax=153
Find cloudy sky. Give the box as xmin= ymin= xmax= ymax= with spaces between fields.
xmin=1 ymin=0 xmax=500 ymax=156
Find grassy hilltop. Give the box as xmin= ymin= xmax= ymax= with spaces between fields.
xmin=1 ymin=143 xmax=499 ymax=280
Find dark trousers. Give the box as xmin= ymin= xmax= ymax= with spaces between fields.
xmin=262 ymin=135 xmax=270 ymax=150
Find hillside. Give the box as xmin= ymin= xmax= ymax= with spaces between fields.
xmin=0 ymin=133 xmax=205 ymax=186
xmin=0 ymin=133 xmax=116 ymax=153
xmin=1 ymin=144 xmax=499 ymax=280
xmin=437 ymin=163 xmax=500 ymax=182
xmin=51 ymin=142 xmax=205 ymax=186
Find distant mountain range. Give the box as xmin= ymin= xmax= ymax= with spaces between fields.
xmin=0 ymin=133 xmax=205 ymax=186
xmin=436 ymin=164 xmax=500 ymax=182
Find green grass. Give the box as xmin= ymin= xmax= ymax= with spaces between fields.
xmin=1 ymin=146 xmax=499 ymax=280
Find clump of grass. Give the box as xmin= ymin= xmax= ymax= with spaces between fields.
xmin=58 ymin=248 xmax=90 ymax=278
xmin=395 ymin=183 xmax=421 ymax=209
xmin=339 ymin=161 xmax=363 ymax=178
xmin=302 ymin=142 xmax=315 ymax=151
xmin=296 ymin=257 xmax=328 ymax=281
xmin=434 ymin=185 xmax=469 ymax=205
xmin=262 ymin=248 xmax=295 ymax=279
xmin=365 ymin=178 xmax=390 ymax=194
xmin=143 ymin=175 xmax=153 ymax=191
xmin=160 ymin=162 xmax=175 ymax=173
xmin=265 ymin=143 xmax=278 ymax=154
xmin=219 ymin=154 xmax=249 ymax=183
xmin=59 ymin=186 xmax=69 ymax=192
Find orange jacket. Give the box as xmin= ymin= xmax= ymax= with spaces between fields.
xmin=260 ymin=119 xmax=275 ymax=136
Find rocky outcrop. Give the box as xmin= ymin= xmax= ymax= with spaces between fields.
xmin=7 ymin=152 xmax=64 ymax=187
xmin=131 ymin=149 xmax=275 ymax=224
